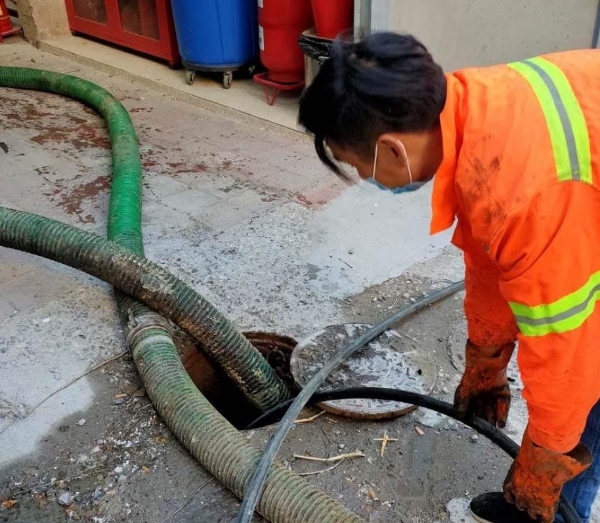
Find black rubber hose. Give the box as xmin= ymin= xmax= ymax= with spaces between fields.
xmin=246 ymin=388 xmax=581 ymax=523
xmin=237 ymin=281 xmax=466 ymax=523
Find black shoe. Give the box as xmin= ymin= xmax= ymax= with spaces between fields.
xmin=470 ymin=492 xmax=538 ymax=523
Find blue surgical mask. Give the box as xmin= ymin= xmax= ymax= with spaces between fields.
xmin=367 ymin=141 xmax=426 ymax=193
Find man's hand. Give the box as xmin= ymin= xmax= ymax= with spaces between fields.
xmin=453 ymin=340 xmax=514 ymax=428
xmin=504 ymin=428 xmax=591 ymax=522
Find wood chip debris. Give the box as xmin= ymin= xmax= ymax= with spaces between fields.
xmin=373 ymin=431 xmax=398 ymax=457
xmin=368 ymin=488 xmax=378 ymax=501
xmin=141 ymin=466 xmax=151 ymax=474
xmin=320 ymin=426 xmax=332 ymax=443
xmin=121 ymin=383 xmax=139 ymax=396
xmin=65 ymin=508 xmax=80 ymax=520
xmin=293 ymin=451 xmax=365 ymax=463
xmin=1 ymin=500 xmax=17 ymax=509
xmin=294 ymin=410 xmax=326 ymax=424
xmin=415 ymin=426 xmax=425 ymax=436
xmin=297 ymin=460 xmax=345 ymax=476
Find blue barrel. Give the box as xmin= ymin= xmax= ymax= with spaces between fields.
xmin=170 ymin=0 xmax=258 ymax=70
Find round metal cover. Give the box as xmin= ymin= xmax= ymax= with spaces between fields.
xmin=290 ymin=323 xmax=438 ymax=420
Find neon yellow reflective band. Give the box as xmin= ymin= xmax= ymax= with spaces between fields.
xmin=508 ymin=57 xmax=592 ymax=184
xmin=509 ymin=271 xmax=600 ymax=337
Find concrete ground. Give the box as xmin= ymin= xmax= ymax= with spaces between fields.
xmin=0 ymin=37 xmax=593 ymax=523
xmin=40 ymin=34 xmax=300 ymax=132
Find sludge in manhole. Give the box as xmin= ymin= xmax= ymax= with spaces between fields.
xmin=177 ymin=330 xmax=298 ymax=429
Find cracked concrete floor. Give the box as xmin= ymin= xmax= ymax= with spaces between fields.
xmin=1 ymin=38 xmax=595 ymax=523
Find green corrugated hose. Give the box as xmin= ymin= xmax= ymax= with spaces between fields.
xmin=0 ymin=207 xmax=363 ymax=523
xmin=0 ymin=67 xmax=365 ymax=522
xmin=0 ymin=67 xmax=290 ymax=412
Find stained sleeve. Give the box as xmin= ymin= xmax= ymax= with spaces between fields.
xmin=492 ymin=182 xmax=600 ymax=452
xmin=452 ymin=220 xmax=519 ymax=348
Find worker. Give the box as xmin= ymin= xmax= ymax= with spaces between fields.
xmin=298 ymin=32 xmax=600 ymax=523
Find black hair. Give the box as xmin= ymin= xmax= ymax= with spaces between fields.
xmin=298 ymin=32 xmax=446 ymax=178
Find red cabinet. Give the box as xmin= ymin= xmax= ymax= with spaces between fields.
xmin=64 ymin=0 xmax=179 ymax=66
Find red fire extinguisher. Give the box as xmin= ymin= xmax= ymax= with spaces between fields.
xmin=257 ymin=0 xmax=313 ymax=84
xmin=311 ymin=0 xmax=354 ymax=39
xmin=253 ymin=0 xmax=314 ymax=105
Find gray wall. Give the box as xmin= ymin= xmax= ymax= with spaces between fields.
xmin=17 ymin=0 xmax=70 ymax=44
xmin=371 ymin=0 xmax=598 ymax=71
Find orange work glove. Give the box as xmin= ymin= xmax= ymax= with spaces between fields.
xmin=453 ymin=340 xmax=514 ymax=428
xmin=504 ymin=428 xmax=591 ymax=522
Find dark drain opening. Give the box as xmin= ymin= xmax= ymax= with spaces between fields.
xmin=177 ymin=331 xmax=299 ymax=430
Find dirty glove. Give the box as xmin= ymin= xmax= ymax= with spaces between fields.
xmin=504 ymin=427 xmax=591 ymax=523
xmin=453 ymin=340 xmax=514 ymax=428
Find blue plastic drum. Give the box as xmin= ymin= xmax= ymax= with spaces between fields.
xmin=170 ymin=0 xmax=258 ymax=88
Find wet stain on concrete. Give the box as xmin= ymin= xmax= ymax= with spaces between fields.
xmin=44 ymin=175 xmax=110 ymax=223
xmin=295 ymin=185 xmax=345 ymax=209
xmin=1 ymin=103 xmax=58 ymax=123
xmin=31 ymin=122 xmax=110 ymax=151
xmin=142 ymin=158 xmax=158 ymax=168
xmin=35 ymin=165 xmax=82 ymax=185
xmin=68 ymin=115 xmax=88 ymax=126
xmin=142 ymin=148 xmax=218 ymax=176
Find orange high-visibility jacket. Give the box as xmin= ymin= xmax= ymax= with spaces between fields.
xmin=431 ymin=50 xmax=600 ymax=453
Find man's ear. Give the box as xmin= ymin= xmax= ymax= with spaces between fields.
xmin=378 ymin=134 xmax=406 ymax=162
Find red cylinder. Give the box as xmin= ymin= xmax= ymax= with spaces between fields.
xmin=0 ymin=0 xmax=16 ymax=36
xmin=311 ymin=0 xmax=353 ymax=39
xmin=258 ymin=0 xmax=313 ymax=84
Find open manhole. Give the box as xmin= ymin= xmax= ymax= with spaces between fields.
xmin=290 ymin=323 xmax=438 ymax=420
xmin=178 ymin=323 xmax=439 ymax=427
xmin=177 ymin=331 xmax=298 ymax=429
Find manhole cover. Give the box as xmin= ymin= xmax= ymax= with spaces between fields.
xmin=446 ymin=319 xmax=522 ymax=386
xmin=290 ymin=323 xmax=438 ymax=420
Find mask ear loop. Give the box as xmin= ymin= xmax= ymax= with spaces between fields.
xmin=371 ymin=142 xmax=379 ymax=181
xmin=398 ymin=140 xmax=413 ymax=184
xmin=372 ymin=140 xmax=413 ymax=186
